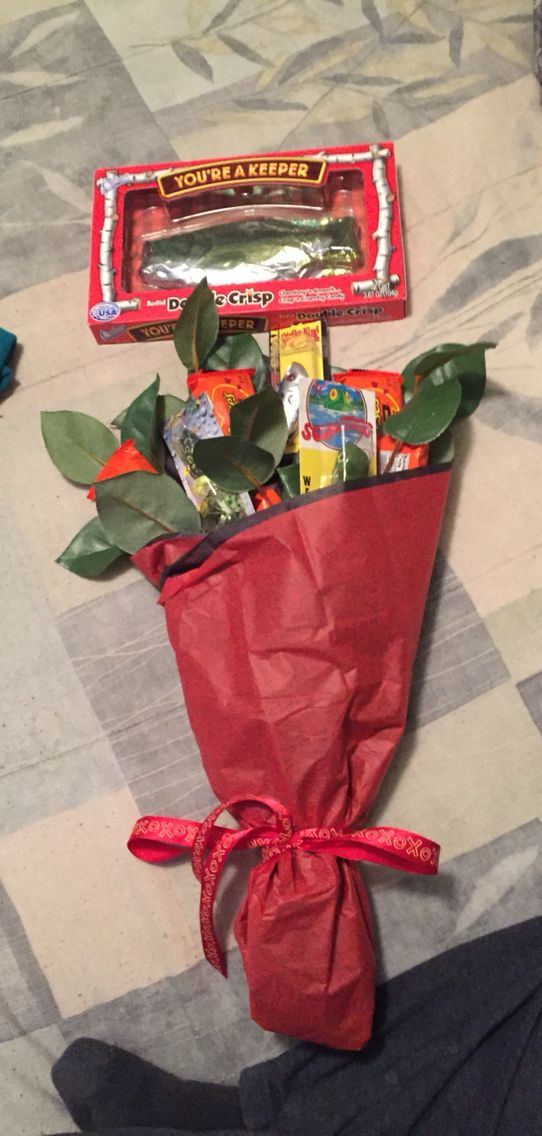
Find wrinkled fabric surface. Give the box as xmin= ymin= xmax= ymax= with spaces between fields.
xmin=1 ymin=1 xmax=541 ymax=1133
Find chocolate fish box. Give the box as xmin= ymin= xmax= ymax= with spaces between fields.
xmin=88 ymin=142 xmax=406 ymax=345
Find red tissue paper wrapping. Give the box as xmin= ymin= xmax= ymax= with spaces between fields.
xmin=131 ymin=466 xmax=451 ymax=1049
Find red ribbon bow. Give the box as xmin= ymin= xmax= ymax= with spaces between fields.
xmin=128 ymin=796 xmax=440 ymax=977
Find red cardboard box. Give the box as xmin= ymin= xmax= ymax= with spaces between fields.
xmin=88 ymin=142 xmax=406 ymax=345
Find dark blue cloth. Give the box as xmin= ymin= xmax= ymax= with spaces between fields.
xmin=243 ymin=916 xmax=542 ymax=1135
xmin=52 ymin=917 xmax=542 ymax=1136
xmin=0 ymin=326 xmax=16 ymax=394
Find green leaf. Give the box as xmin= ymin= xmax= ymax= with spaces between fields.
xmin=204 ymin=333 xmax=269 ymax=392
xmin=402 ymin=345 xmax=471 ymax=392
xmin=111 ymin=407 xmax=127 ymax=429
xmin=157 ymin=393 xmax=186 ymax=426
xmin=193 ymin=436 xmax=275 ymax=491
xmin=440 ymin=342 xmax=494 ymax=418
xmin=173 ymin=278 xmax=219 ymax=371
xmin=429 ymin=426 xmax=455 ymax=465
xmin=95 ymin=470 xmax=201 ymax=554
xmin=402 ymin=341 xmax=495 ymax=417
xmin=383 ymin=373 xmax=462 ymax=445
xmin=56 ymin=516 xmax=125 ymax=578
xmin=277 ymin=462 xmax=300 ymax=498
xmin=119 ymin=375 xmax=160 ymax=466
xmin=115 ymin=393 xmax=185 ymax=434
xmin=332 ymin=442 xmax=370 ymax=482
xmin=41 ymin=411 xmax=117 ymax=485
xmin=230 ymin=387 xmax=288 ymax=465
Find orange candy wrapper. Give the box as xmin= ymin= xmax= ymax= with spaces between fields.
xmin=377 ymin=435 xmax=428 ymax=474
xmin=339 ymin=369 xmax=403 ymax=424
xmin=253 ymin=486 xmax=282 ymax=511
xmin=187 ymin=369 xmax=255 ymax=433
xmin=340 ymin=369 xmax=428 ymax=474
xmin=87 ymin=439 xmax=158 ymax=500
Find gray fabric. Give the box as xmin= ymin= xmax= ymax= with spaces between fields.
xmin=0 ymin=3 xmax=541 ymax=1134
xmin=241 ymin=918 xmax=542 ymax=1136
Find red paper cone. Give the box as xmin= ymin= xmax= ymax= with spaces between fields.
xmin=131 ymin=465 xmax=450 ymax=1048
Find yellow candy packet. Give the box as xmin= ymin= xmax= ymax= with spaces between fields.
xmin=272 ymin=320 xmax=326 ymax=453
xmin=298 ymin=378 xmax=377 ymax=492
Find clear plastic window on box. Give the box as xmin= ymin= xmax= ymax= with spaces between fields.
xmin=121 ymin=169 xmax=367 ymax=293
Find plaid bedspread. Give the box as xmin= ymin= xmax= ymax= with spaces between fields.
xmin=0 ymin=2 xmax=540 ymax=1132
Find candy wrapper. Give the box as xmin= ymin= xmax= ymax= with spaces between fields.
xmin=187 ymin=368 xmax=254 ymax=432
xmin=273 ymin=319 xmax=328 ymax=452
xmin=338 ymin=369 xmax=428 ymax=473
xmin=88 ymin=144 xmax=407 ymax=344
xmin=163 ymin=397 xmax=254 ymax=531
xmin=140 ymin=213 xmax=361 ymax=289
xmin=298 ymin=379 xmax=377 ymax=490
xmin=377 ymin=436 xmax=428 ymax=474
xmin=340 ymin=368 xmax=403 ymax=423
xmin=130 ymin=464 xmax=450 ymax=1049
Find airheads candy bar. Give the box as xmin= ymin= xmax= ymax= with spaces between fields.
xmin=339 ymin=369 xmax=428 ymax=472
xmin=273 ymin=319 xmax=327 ymax=452
xmin=187 ymin=369 xmax=255 ymax=433
xmin=298 ymin=378 xmax=377 ymax=492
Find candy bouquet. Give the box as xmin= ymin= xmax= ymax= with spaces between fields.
xmin=42 ymin=281 xmax=493 ymax=1049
